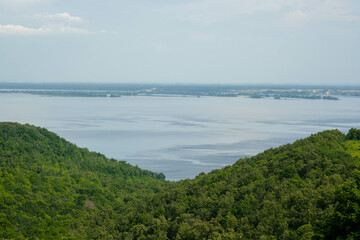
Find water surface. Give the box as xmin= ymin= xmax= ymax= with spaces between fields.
xmin=1 ymin=94 xmax=360 ymax=180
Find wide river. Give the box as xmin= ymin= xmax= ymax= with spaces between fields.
xmin=1 ymin=93 xmax=360 ymax=180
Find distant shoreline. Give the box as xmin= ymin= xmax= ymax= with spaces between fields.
xmin=2 ymin=83 xmax=360 ymax=100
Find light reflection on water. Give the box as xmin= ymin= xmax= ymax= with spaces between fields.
xmin=1 ymin=94 xmax=360 ymax=180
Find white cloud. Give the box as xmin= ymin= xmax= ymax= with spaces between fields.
xmin=33 ymin=12 xmax=83 ymax=23
xmin=0 ymin=12 xmax=104 ymax=35
xmin=284 ymin=0 xmax=360 ymax=25
xmin=0 ymin=24 xmax=93 ymax=35
xmin=0 ymin=24 xmax=42 ymax=34
xmin=284 ymin=10 xmax=311 ymax=26
xmin=178 ymin=0 xmax=284 ymax=23
xmin=176 ymin=0 xmax=360 ymax=24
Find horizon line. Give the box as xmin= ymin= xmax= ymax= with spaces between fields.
xmin=0 ymin=82 xmax=360 ymax=88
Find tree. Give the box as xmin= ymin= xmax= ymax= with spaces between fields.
xmin=325 ymin=170 xmax=360 ymax=239
xmin=346 ymin=128 xmax=360 ymax=141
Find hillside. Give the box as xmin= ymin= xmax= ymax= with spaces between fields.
xmin=0 ymin=122 xmax=168 ymax=239
xmin=0 ymin=123 xmax=360 ymax=239
xmin=125 ymin=129 xmax=360 ymax=239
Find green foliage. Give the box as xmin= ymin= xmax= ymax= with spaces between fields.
xmin=123 ymin=129 xmax=360 ymax=239
xmin=346 ymin=128 xmax=360 ymax=140
xmin=345 ymin=140 xmax=360 ymax=158
xmin=0 ymin=122 xmax=168 ymax=239
xmin=0 ymin=122 xmax=359 ymax=239
xmin=324 ymin=170 xmax=360 ymax=239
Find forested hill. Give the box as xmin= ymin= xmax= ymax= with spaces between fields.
xmin=0 ymin=122 xmax=168 ymax=239
xmin=0 ymin=122 xmax=360 ymax=239
xmin=145 ymin=129 xmax=360 ymax=239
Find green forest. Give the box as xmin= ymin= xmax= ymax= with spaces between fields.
xmin=0 ymin=122 xmax=360 ymax=239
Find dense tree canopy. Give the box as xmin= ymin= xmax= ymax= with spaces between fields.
xmin=346 ymin=128 xmax=360 ymax=141
xmin=0 ymin=122 xmax=359 ymax=239
xmin=0 ymin=122 xmax=168 ymax=239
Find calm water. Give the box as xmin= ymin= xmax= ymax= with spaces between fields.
xmin=1 ymin=93 xmax=360 ymax=180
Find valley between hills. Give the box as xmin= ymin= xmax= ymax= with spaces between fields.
xmin=0 ymin=122 xmax=360 ymax=239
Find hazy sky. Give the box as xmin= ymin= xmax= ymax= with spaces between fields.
xmin=0 ymin=0 xmax=359 ymax=85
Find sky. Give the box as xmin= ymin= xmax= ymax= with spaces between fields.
xmin=0 ymin=0 xmax=359 ymax=85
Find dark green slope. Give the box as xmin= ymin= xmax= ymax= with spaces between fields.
xmin=1 ymin=122 xmax=360 ymax=239
xmin=129 ymin=130 xmax=360 ymax=239
xmin=0 ymin=122 xmax=168 ymax=239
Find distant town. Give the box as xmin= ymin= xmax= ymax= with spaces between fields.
xmin=1 ymin=83 xmax=360 ymax=100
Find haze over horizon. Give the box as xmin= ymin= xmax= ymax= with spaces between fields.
xmin=1 ymin=0 xmax=359 ymax=85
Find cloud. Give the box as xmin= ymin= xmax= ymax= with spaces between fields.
xmin=33 ymin=12 xmax=83 ymax=23
xmin=176 ymin=0 xmax=360 ymax=24
xmin=0 ymin=12 xmax=106 ymax=35
xmin=284 ymin=0 xmax=360 ymax=25
xmin=314 ymin=0 xmax=360 ymax=22
xmin=0 ymin=24 xmax=43 ymax=35
xmin=0 ymin=24 xmax=93 ymax=35
xmin=284 ymin=10 xmax=311 ymax=26
xmin=178 ymin=0 xmax=284 ymax=23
